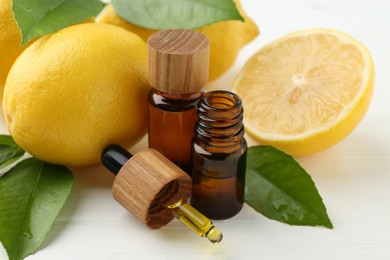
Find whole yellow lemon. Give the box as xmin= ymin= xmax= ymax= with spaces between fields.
xmin=3 ymin=23 xmax=149 ymax=166
xmin=96 ymin=0 xmax=259 ymax=81
xmin=0 ymin=0 xmax=32 ymax=101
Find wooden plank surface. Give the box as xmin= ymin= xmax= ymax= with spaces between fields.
xmin=1 ymin=0 xmax=390 ymax=259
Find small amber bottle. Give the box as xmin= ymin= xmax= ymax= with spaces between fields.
xmin=191 ymin=90 xmax=247 ymax=220
xmin=147 ymin=29 xmax=210 ymax=174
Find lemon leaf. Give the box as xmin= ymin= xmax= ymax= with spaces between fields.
xmin=0 ymin=135 xmax=25 ymax=177
xmin=245 ymin=146 xmax=333 ymax=228
xmin=0 ymin=158 xmax=73 ymax=260
xmin=0 ymin=135 xmax=21 ymax=148
xmin=12 ymin=0 xmax=105 ymax=45
xmin=112 ymin=0 xmax=244 ymax=30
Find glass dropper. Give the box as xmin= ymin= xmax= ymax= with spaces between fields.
xmin=101 ymin=144 xmax=223 ymax=244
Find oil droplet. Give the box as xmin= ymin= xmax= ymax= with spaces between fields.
xmin=206 ymin=227 xmax=223 ymax=244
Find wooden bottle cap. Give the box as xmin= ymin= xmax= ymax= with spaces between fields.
xmin=112 ymin=148 xmax=192 ymax=229
xmin=148 ymin=29 xmax=210 ymax=94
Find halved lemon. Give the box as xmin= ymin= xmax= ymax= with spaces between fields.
xmin=232 ymin=29 xmax=374 ymax=155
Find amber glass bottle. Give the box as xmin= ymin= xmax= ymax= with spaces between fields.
xmin=147 ymin=29 xmax=210 ymax=174
xmin=191 ymin=90 xmax=247 ymax=220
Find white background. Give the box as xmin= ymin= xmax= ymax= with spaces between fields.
xmin=1 ymin=0 xmax=390 ymax=259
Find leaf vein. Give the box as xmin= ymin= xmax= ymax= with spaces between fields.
xmin=12 ymin=161 xmax=44 ymax=259
xmin=247 ymin=166 xmax=330 ymax=225
xmin=23 ymin=0 xmax=69 ymax=41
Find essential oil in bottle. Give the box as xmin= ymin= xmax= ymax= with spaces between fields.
xmin=191 ymin=90 xmax=247 ymax=220
xmin=147 ymin=29 xmax=210 ymax=174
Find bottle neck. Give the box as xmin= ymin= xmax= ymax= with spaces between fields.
xmin=149 ymin=88 xmax=203 ymax=112
xmin=195 ymin=91 xmax=245 ymax=152
xmin=151 ymin=88 xmax=203 ymax=100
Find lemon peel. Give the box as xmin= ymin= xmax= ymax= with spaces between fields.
xmin=233 ymin=29 xmax=374 ymax=155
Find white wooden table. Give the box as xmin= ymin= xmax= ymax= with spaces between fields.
xmin=1 ymin=0 xmax=390 ymax=259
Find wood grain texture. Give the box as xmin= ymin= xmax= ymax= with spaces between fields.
xmin=112 ymin=149 xmax=192 ymax=229
xmin=148 ymin=29 xmax=209 ymax=94
xmin=1 ymin=0 xmax=390 ymax=259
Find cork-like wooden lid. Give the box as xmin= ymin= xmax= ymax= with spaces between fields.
xmin=112 ymin=149 xmax=192 ymax=229
xmin=148 ymin=29 xmax=210 ymax=94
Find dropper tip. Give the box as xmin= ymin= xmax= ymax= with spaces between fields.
xmin=206 ymin=227 xmax=223 ymax=244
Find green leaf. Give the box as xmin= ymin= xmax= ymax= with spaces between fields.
xmin=0 ymin=135 xmax=20 ymax=148
xmin=112 ymin=0 xmax=244 ymax=30
xmin=245 ymin=146 xmax=333 ymax=228
xmin=13 ymin=0 xmax=105 ymax=45
xmin=0 ymin=135 xmax=25 ymax=176
xmin=0 ymin=158 xmax=73 ymax=260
